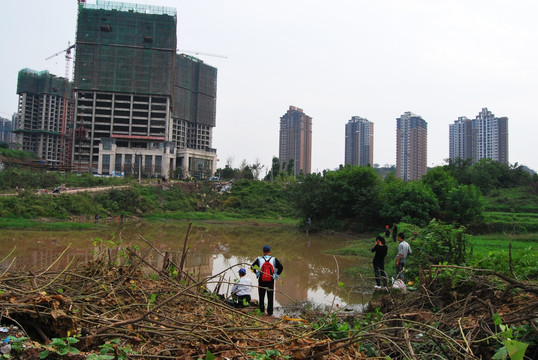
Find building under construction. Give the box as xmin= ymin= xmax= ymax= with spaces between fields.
xmin=72 ymin=0 xmax=218 ymax=178
xmin=15 ymin=69 xmax=72 ymax=166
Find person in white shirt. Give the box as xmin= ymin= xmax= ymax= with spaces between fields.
xmin=395 ymin=233 xmax=412 ymax=281
xmin=231 ymin=268 xmax=252 ymax=307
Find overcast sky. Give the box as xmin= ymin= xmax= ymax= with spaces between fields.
xmin=1 ymin=0 xmax=537 ymax=174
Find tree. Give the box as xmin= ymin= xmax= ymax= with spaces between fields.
xmin=445 ymin=184 xmax=483 ymax=224
xmin=250 ymin=158 xmax=264 ymax=180
xmin=240 ymin=165 xmax=254 ymax=180
xmin=468 ymin=158 xmax=503 ymax=194
xmin=292 ymin=165 xmax=383 ymax=230
xmin=269 ymin=157 xmax=280 ymax=180
xmin=220 ymin=165 xmax=236 ymax=180
xmin=444 ymin=158 xmax=473 ymax=185
xmin=422 ymin=167 xmax=457 ymax=208
xmin=380 ymin=180 xmax=439 ymax=227
xmin=286 ymin=159 xmax=295 ymax=176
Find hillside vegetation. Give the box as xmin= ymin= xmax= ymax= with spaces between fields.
xmin=1 ymin=153 xmax=537 ymax=234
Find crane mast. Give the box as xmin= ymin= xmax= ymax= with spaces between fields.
xmin=45 ymin=42 xmax=75 ymax=170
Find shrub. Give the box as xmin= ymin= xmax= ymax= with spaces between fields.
xmin=408 ymin=220 xmax=472 ymax=275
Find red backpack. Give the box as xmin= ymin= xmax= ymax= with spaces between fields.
xmin=260 ymin=257 xmax=274 ymax=282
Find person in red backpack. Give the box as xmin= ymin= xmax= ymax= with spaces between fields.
xmin=250 ymin=245 xmax=283 ymax=316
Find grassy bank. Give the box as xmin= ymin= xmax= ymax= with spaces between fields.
xmin=0 ymin=217 xmax=97 ymax=230
xmin=469 ymin=233 xmax=538 ymax=279
xmin=144 ymin=210 xmax=299 ymax=225
xmin=328 ymin=225 xmax=538 ymax=281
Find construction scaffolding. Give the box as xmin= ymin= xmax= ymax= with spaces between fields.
xmin=74 ymin=0 xmax=177 ymax=95
xmin=172 ymin=54 xmax=217 ymax=127
xmin=17 ymin=69 xmax=71 ymax=97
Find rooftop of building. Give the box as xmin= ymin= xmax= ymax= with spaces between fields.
xmin=80 ymin=0 xmax=177 ymax=18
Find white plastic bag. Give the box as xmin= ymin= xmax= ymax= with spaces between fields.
xmin=392 ymin=278 xmax=407 ymax=293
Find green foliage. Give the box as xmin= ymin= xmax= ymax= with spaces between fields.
xmin=86 ymin=339 xmax=134 ymax=360
xmin=246 ymin=349 xmax=291 ymax=360
xmin=445 ymin=184 xmax=484 ymax=224
xmin=0 ymin=167 xmax=130 ymax=191
xmin=0 ymin=148 xmax=38 ymax=160
xmin=380 ymin=180 xmax=439 ymax=227
xmin=491 ymin=314 xmax=532 ymax=360
xmin=219 ymin=180 xmax=295 ymax=218
xmin=219 ymin=165 xmax=236 ymax=180
xmin=292 ymin=165 xmax=382 ymax=230
xmin=0 ymin=336 xmax=29 ymax=359
xmin=39 ymin=337 xmax=80 ymax=358
xmin=484 ymin=186 xmax=538 ymax=214
xmin=408 ymin=220 xmax=471 ymax=272
xmin=469 ymin=234 xmax=538 ymax=279
xmin=445 ymin=158 xmax=534 ymax=194
xmin=421 ymin=167 xmax=457 ymax=209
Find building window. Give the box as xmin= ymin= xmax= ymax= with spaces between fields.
xmin=155 ymin=156 xmax=162 ymax=174
xmin=144 ymin=155 xmax=153 ymax=175
xmin=124 ymin=154 xmax=132 ymax=175
xmin=102 ymin=155 xmax=110 ymax=175
xmin=115 ymin=154 xmax=122 ymax=172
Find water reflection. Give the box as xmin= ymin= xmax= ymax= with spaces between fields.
xmin=0 ymin=221 xmax=372 ymax=313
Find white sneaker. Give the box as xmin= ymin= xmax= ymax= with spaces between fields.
xmin=374 ymin=285 xmax=381 ymax=289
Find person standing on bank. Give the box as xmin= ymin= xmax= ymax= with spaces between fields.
xmin=384 ymin=225 xmax=391 ymax=239
xmin=371 ymin=235 xmax=388 ymax=289
xmin=392 ymin=222 xmax=398 ymax=242
xmin=395 ymin=233 xmax=412 ymax=281
xmin=251 ymin=245 xmax=283 ymax=316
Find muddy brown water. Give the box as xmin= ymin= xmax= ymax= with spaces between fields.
xmin=0 ymin=220 xmax=374 ymax=316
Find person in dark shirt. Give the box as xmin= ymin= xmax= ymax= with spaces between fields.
xmin=371 ymin=235 xmax=388 ymax=289
xmin=392 ymin=222 xmax=398 ymax=242
xmin=250 ymin=245 xmax=283 ymax=316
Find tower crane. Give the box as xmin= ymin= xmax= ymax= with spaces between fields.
xmin=45 ymin=42 xmax=76 ymax=169
xmin=177 ymin=49 xmax=227 ymax=59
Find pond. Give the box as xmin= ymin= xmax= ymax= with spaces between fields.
xmin=0 ymin=220 xmax=374 ymax=316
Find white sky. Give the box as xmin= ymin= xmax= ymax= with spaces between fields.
xmin=1 ymin=0 xmax=537 ymax=174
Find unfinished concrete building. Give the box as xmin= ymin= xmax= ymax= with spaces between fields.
xmin=73 ymin=1 xmax=217 ymax=178
xmin=15 ymin=69 xmax=72 ymax=165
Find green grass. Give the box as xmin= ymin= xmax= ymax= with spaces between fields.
xmin=469 ymin=233 xmax=538 ymax=280
xmin=473 ymin=186 xmax=538 ymax=234
xmin=478 ymin=211 xmax=538 ymax=233
xmin=327 ymin=230 xmax=538 ymax=281
xmin=144 ymin=211 xmax=300 ymax=225
xmin=484 ymin=186 xmax=538 ymax=213
xmin=0 ymin=218 xmax=96 ymax=230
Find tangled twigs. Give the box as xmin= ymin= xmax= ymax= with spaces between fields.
xmin=0 ymin=240 xmax=536 ymax=359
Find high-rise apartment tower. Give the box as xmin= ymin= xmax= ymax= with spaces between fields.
xmin=14 ymin=69 xmax=72 ymax=165
xmin=396 ymin=112 xmax=427 ymax=181
xmin=0 ymin=117 xmax=14 ymax=145
xmin=279 ymin=106 xmax=312 ymax=176
xmin=449 ymin=108 xmax=508 ymax=164
xmin=449 ymin=116 xmax=473 ymax=161
xmin=344 ymin=116 xmax=373 ymax=166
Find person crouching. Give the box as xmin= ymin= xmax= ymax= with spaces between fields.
xmin=231 ymin=268 xmax=252 ymax=307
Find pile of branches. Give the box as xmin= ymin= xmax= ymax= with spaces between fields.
xmin=371 ymin=265 xmax=538 ymax=360
xmin=0 ymin=228 xmax=366 ymax=359
xmin=1 ymin=230 xmax=537 ymax=359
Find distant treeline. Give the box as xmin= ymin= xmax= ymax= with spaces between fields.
xmin=1 ymin=152 xmax=537 ymax=233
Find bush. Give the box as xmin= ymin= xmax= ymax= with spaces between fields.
xmin=408 ymin=220 xmax=472 ymax=276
